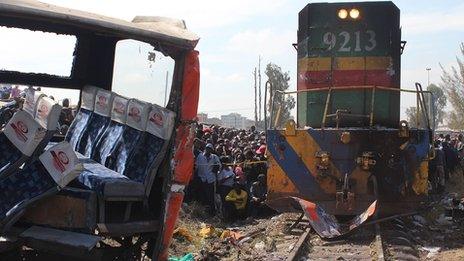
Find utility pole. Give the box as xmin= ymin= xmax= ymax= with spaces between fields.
xmin=254 ymin=67 xmax=258 ymax=125
xmin=258 ymin=56 xmax=262 ymax=124
xmin=426 ymin=68 xmax=431 ymax=87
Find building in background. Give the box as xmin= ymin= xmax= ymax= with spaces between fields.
xmin=221 ymin=113 xmax=254 ymax=129
xmin=196 ymin=112 xmax=255 ymax=129
xmin=197 ymin=113 xmax=208 ymax=123
xmin=206 ymin=117 xmax=222 ymax=126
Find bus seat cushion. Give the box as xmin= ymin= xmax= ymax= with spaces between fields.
xmin=78 ymin=159 xmax=145 ymax=198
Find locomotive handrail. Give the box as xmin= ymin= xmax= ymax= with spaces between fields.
xmin=271 ymin=85 xmax=434 ymax=130
xmin=273 ymin=85 xmax=433 ymax=95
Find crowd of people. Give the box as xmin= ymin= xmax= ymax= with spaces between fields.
xmin=0 ymin=84 xmax=75 ymax=133
xmin=187 ymin=123 xmax=271 ymax=221
xmin=429 ymin=133 xmax=464 ymax=193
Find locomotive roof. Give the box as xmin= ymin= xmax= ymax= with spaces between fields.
xmin=0 ymin=0 xmax=199 ymax=50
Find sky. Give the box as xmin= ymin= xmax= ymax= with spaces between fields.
xmin=1 ymin=0 xmax=463 ymax=121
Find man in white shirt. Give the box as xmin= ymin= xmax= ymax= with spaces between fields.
xmin=217 ymin=156 xmax=235 ymax=198
xmin=195 ymin=143 xmax=221 ymax=213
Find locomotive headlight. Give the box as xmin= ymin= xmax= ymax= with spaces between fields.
xmin=338 ymin=9 xmax=348 ymax=19
xmin=350 ymin=8 xmax=360 ymax=19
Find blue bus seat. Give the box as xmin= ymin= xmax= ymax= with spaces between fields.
xmin=0 ymin=142 xmax=82 ymax=231
xmin=91 ymin=94 xmax=129 ymax=166
xmin=76 ymin=89 xmax=114 ymax=157
xmin=65 ymin=86 xmax=98 ymax=150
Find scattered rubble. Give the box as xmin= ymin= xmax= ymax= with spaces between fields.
xmin=169 ymin=202 xmax=305 ymax=260
xmin=171 ymin=170 xmax=464 ymax=260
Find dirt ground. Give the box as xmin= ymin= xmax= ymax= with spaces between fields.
xmin=169 ymin=202 xmax=305 ymax=260
xmin=413 ymin=169 xmax=464 ymax=261
xmin=170 ymin=169 xmax=464 ymax=261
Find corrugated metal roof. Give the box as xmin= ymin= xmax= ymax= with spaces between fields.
xmin=0 ymin=0 xmax=199 ymax=49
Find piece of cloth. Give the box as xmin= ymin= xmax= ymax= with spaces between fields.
xmin=225 ymin=189 xmax=248 ymax=210
xmin=195 ymin=152 xmax=221 ymax=184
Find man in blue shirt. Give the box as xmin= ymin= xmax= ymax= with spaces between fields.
xmin=195 ymin=143 xmax=221 ymax=214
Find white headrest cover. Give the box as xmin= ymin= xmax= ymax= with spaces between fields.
xmin=146 ymin=104 xmax=176 ymax=140
xmin=3 ymin=111 xmax=44 ymax=156
xmin=35 ymin=96 xmax=62 ymax=130
xmin=94 ymin=89 xmax=114 ymax=117
xmin=111 ymin=95 xmax=129 ymax=124
xmin=23 ymin=88 xmax=46 ymax=117
xmin=81 ymin=85 xmax=98 ymax=111
xmin=39 ymin=141 xmax=83 ymax=188
xmin=126 ymin=99 xmax=150 ymax=131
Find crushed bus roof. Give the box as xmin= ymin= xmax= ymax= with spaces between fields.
xmin=0 ymin=0 xmax=199 ymax=49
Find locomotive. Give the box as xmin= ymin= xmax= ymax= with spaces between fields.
xmin=265 ymin=1 xmax=433 ymax=238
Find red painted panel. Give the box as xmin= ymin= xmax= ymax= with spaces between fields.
xmin=332 ymin=70 xmax=365 ymax=86
xmin=298 ymin=71 xmax=332 ymax=89
xmin=365 ymin=70 xmax=394 ymax=87
xmin=298 ymin=70 xmax=394 ymax=90
xmin=173 ymin=123 xmax=195 ymax=184
xmin=181 ymin=50 xmax=200 ymax=121
xmin=155 ymin=50 xmax=200 ymax=260
xmin=157 ymin=192 xmax=184 ymax=261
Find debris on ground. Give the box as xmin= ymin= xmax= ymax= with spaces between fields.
xmin=174 ymin=227 xmax=194 ymax=242
xmin=168 ymin=253 xmax=195 ymax=261
xmin=410 ymin=170 xmax=464 ymax=260
xmin=420 ymin=246 xmax=441 ymax=259
xmin=169 ymin=201 xmax=305 ymax=260
xmin=170 ymin=170 xmax=464 ymax=260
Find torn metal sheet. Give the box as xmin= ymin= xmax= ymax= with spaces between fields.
xmin=293 ymin=197 xmax=377 ymax=239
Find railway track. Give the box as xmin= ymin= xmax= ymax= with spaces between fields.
xmin=288 ymin=218 xmax=420 ymax=261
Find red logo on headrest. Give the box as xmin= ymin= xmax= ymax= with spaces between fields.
xmin=37 ymin=103 xmax=49 ymax=118
xmin=51 ymin=150 xmax=70 ymax=173
xmin=129 ymin=106 xmax=141 ymax=122
xmin=96 ymin=95 xmax=108 ymax=108
xmin=113 ymin=101 xmax=125 ymax=114
xmin=11 ymin=120 xmax=28 ymax=142
xmin=149 ymin=112 xmax=163 ymax=126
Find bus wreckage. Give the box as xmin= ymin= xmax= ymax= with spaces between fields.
xmin=0 ymin=0 xmax=200 ymax=260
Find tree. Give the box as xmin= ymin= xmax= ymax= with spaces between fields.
xmin=265 ymin=63 xmax=295 ymax=128
xmin=405 ymin=106 xmax=416 ymax=127
xmin=440 ymin=43 xmax=464 ymax=130
xmin=405 ymin=106 xmax=427 ymax=128
xmin=426 ymin=84 xmax=446 ymax=129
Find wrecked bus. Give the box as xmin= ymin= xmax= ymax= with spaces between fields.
xmin=0 ymin=0 xmax=199 ymax=260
